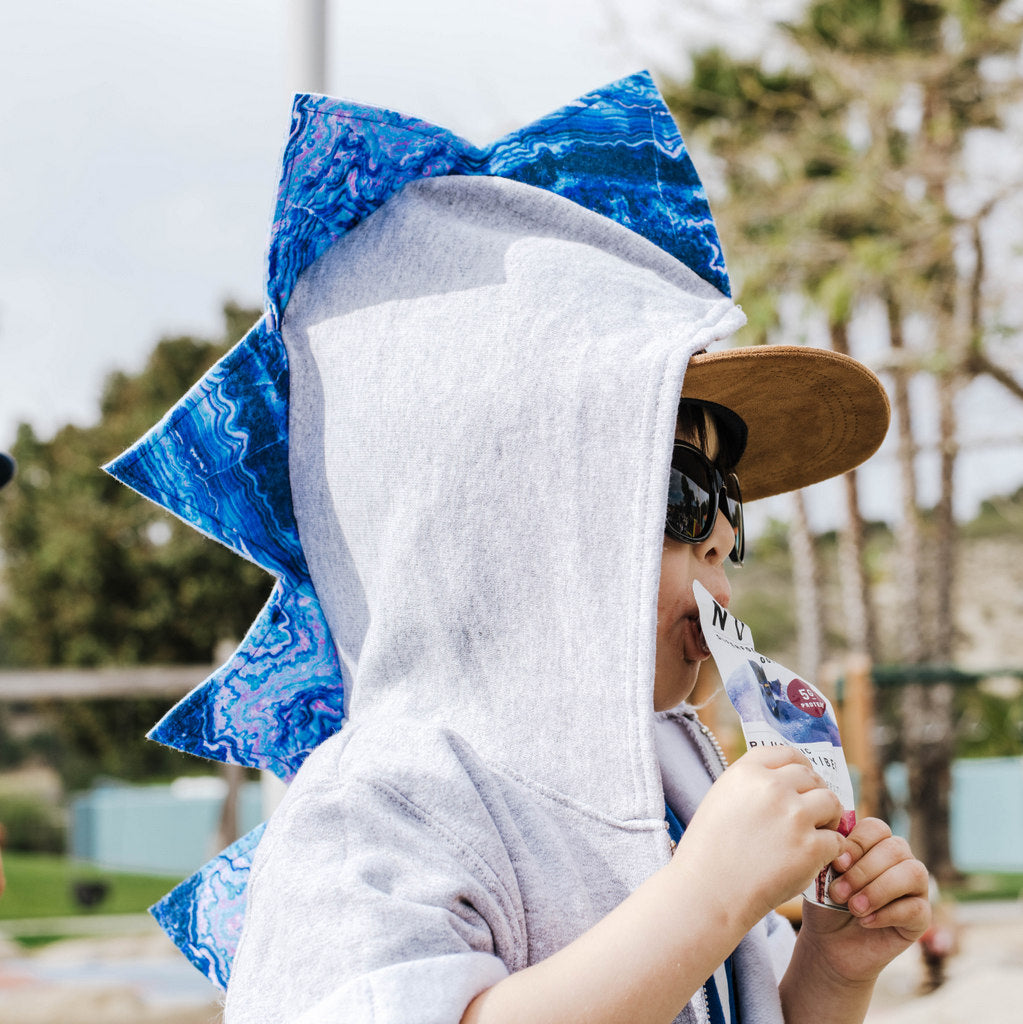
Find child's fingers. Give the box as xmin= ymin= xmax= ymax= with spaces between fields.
xmin=838 ymin=828 xmax=919 ymax=895
xmin=843 ymin=855 xmax=928 ymax=915
xmin=805 ymin=788 xmax=845 ymax=832
xmin=841 ymin=816 xmax=893 ymax=857
xmin=733 ymin=747 xmax=843 ymax=818
xmin=830 ymin=816 xmax=896 ymax=874
xmin=813 ymin=822 xmax=846 ymax=868
xmin=774 ymin=760 xmax=832 ymax=795
xmin=854 ymin=891 xmax=932 ymax=940
xmin=744 ymin=744 xmax=815 ymax=770
xmin=830 ymin=838 xmax=929 ymax=913
xmin=743 ymin=746 xmax=839 ymax=801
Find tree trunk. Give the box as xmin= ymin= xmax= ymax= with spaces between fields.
xmin=836 ymin=474 xmax=876 ymax=656
xmin=885 ymin=293 xmax=925 ymax=664
xmin=885 ymin=292 xmax=928 ymax=841
xmin=790 ymin=489 xmax=824 ymax=681
xmin=903 ymin=303 xmax=962 ymax=882
xmin=829 ymin=320 xmax=878 ymax=661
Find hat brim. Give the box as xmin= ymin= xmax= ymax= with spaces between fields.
xmin=682 ymin=346 xmax=890 ymax=502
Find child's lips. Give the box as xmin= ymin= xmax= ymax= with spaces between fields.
xmin=682 ymin=615 xmax=711 ymax=662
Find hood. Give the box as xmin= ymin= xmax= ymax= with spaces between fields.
xmin=285 ymin=172 xmax=744 ymax=821
xmin=104 ymin=69 xmax=742 ymax=986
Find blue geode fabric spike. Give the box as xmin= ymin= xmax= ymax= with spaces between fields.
xmin=267 ymin=69 xmax=728 ymax=326
xmin=480 ymin=77 xmax=729 ymax=297
xmin=106 ymin=317 xmax=301 ymax=582
xmin=148 ymin=580 xmax=344 ymax=781
xmin=105 ymin=69 xmax=729 ymax=988
xmin=150 ymin=823 xmax=267 ymax=989
xmin=105 ymin=317 xmax=348 ymax=788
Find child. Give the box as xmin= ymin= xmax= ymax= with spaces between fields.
xmin=110 ymin=72 xmax=928 ymax=1024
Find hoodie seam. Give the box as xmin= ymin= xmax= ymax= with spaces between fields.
xmin=626 ymin=344 xmax=674 ymax=814
xmin=484 ymin=759 xmax=666 ymax=833
xmin=363 ymin=776 xmax=528 ymax=965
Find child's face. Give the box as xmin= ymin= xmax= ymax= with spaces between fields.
xmin=653 ymin=417 xmax=735 ymax=712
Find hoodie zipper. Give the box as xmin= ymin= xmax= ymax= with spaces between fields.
xmin=679 ymin=709 xmax=729 ymax=778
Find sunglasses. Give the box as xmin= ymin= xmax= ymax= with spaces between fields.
xmin=665 ymin=441 xmax=745 ymax=565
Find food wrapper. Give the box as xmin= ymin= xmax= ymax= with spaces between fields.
xmin=693 ymin=581 xmax=856 ymax=910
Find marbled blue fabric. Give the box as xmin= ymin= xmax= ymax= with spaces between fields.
xmin=106 ymin=315 xmax=349 ymax=787
xmin=105 ymin=69 xmax=729 ymax=987
xmin=108 ymin=317 xmax=299 ymax=581
xmin=267 ymin=70 xmax=728 ymax=328
xmin=148 ymin=580 xmax=345 ymax=781
xmin=150 ymin=824 xmax=266 ymax=989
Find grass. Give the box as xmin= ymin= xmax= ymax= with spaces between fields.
xmin=0 ymin=851 xmax=177 ymax=921
xmin=14 ymin=934 xmax=74 ymax=948
xmin=945 ymin=872 xmax=1023 ymax=903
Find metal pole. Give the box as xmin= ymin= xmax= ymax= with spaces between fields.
xmin=287 ymin=0 xmax=329 ymax=95
xmin=842 ymin=653 xmax=882 ymax=820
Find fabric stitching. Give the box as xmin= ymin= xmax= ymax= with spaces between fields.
xmin=485 ymin=760 xmax=664 ymax=833
xmin=363 ymin=777 xmax=526 ymax=960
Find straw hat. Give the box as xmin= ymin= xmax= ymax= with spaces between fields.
xmin=682 ymin=346 xmax=890 ymax=502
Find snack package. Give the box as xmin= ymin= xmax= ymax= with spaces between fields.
xmin=693 ymin=581 xmax=856 ymax=910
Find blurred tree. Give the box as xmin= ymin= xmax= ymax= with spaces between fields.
xmin=0 ymin=303 xmax=272 ymax=787
xmin=661 ymin=0 xmax=1023 ymax=879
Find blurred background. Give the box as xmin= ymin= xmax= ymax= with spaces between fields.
xmin=1 ymin=1 xmax=1022 ymax=1021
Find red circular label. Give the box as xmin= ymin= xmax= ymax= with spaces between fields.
xmin=786 ymin=679 xmax=827 ymax=717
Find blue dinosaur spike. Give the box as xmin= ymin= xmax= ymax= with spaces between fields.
xmin=151 ymin=823 xmax=267 ymax=990
xmin=104 ymin=317 xmax=305 ymax=585
xmin=265 ymin=70 xmax=729 ymax=321
xmin=111 ymin=69 xmax=731 ymax=987
xmin=478 ymin=72 xmax=729 ymax=296
xmin=148 ymin=581 xmax=345 ymax=781
xmin=265 ymin=96 xmax=476 ymax=322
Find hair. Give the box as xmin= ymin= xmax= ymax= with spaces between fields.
xmin=676 ymin=399 xmax=746 ymax=470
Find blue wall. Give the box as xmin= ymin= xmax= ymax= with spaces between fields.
xmin=72 ymin=758 xmax=1023 ymax=877
xmin=71 ymin=779 xmax=264 ymax=876
xmin=885 ymin=757 xmax=1023 ymax=872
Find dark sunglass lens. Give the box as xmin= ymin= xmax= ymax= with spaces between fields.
xmin=666 ymin=449 xmax=715 ymax=541
xmin=724 ymin=474 xmax=744 ymax=564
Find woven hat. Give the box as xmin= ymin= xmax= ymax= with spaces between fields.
xmin=682 ymin=345 xmax=890 ymax=501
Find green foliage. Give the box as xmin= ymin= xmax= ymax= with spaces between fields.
xmin=961 ymin=486 xmax=1023 ymax=539
xmin=946 ymin=871 xmax=1023 ymax=902
xmin=34 ymin=696 xmax=217 ymax=793
xmin=0 ymin=707 xmax=28 ymax=769
xmin=665 ymin=48 xmax=820 ymax=136
xmin=0 ymin=303 xmax=273 ymax=788
xmin=800 ymin=0 xmax=946 ymax=53
xmin=954 ymin=683 xmax=1023 ymax=757
xmin=749 ymin=517 xmax=792 ymax=562
xmin=0 ymin=795 xmax=65 ymax=853
xmin=663 ymin=0 xmax=1023 ymax=339
xmin=730 ymin=587 xmax=798 ymax=653
xmin=0 ymin=302 xmax=271 ymax=670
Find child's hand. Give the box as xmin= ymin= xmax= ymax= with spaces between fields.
xmin=799 ymin=817 xmax=931 ymax=985
xmin=676 ymin=746 xmax=845 ymax=929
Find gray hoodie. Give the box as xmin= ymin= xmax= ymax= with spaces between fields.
xmin=224 ymin=173 xmax=794 ymax=1024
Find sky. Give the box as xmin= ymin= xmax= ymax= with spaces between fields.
xmin=2 ymin=0 xmax=1022 ymax=535
xmin=0 ymin=0 xmax=639 ymax=445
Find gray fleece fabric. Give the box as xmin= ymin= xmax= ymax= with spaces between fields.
xmin=224 ymin=175 xmax=793 ymax=1024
